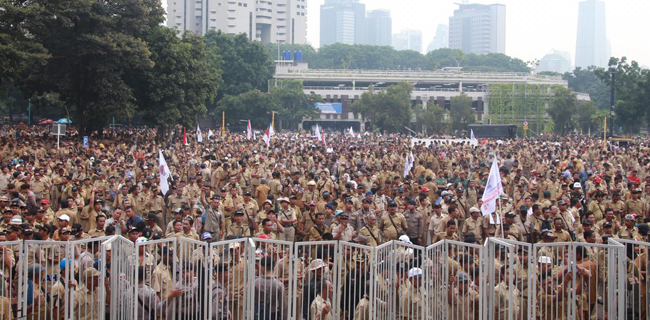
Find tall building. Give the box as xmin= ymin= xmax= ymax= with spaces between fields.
xmin=448 ymin=3 xmax=506 ymax=55
xmin=537 ymin=50 xmax=572 ymax=74
xmin=392 ymin=29 xmax=422 ymax=53
xmin=365 ymin=10 xmax=392 ymax=46
xmin=166 ymin=0 xmax=307 ymax=44
xmin=426 ymin=24 xmax=449 ymax=53
xmin=575 ymin=0 xmax=607 ymax=68
xmin=320 ymin=0 xmax=366 ymax=47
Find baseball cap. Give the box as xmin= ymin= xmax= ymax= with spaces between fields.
xmin=538 ymin=256 xmax=552 ymax=264
xmin=408 ymin=267 xmax=423 ymax=278
xmin=457 ymin=272 xmax=470 ymax=282
xmin=308 ymin=201 xmax=316 ymax=206
xmin=307 ymin=259 xmax=326 ymax=271
xmin=352 ymin=234 xmax=368 ymax=244
xmin=135 ymin=237 xmax=148 ymax=244
xmin=625 ymin=214 xmax=636 ymax=220
xmin=201 ymin=232 xmax=212 ymax=240
xmin=58 ymin=214 xmax=70 ymax=222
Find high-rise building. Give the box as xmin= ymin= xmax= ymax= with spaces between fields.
xmin=426 ymin=24 xmax=449 ymax=53
xmin=392 ymin=29 xmax=422 ymax=53
xmin=320 ymin=0 xmax=366 ymax=47
xmin=448 ymin=3 xmax=506 ymax=55
xmin=166 ymin=0 xmax=307 ymax=44
xmin=365 ymin=10 xmax=392 ymax=46
xmin=575 ymin=0 xmax=607 ymax=68
xmin=537 ymin=50 xmax=573 ymax=74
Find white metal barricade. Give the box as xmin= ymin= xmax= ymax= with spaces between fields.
xmin=486 ymin=238 xmax=517 ymax=320
xmin=1 ymin=241 xmax=21 ymax=319
xmin=209 ymin=237 xmax=251 ymax=320
xmin=445 ymin=240 xmax=483 ymax=320
xmin=393 ymin=240 xmax=427 ymax=320
xmin=372 ymin=241 xmax=396 ymax=320
xmin=101 ymin=236 xmax=136 ymax=320
xmin=423 ymin=240 xmax=447 ymax=320
xmin=3 ymin=235 xmax=646 ymax=320
xmin=247 ymin=238 xmax=294 ymax=320
xmin=336 ymin=241 xmax=373 ymax=320
xmin=295 ymin=240 xmax=338 ymax=320
xmin=613 ymin=238 xmax=650 ymax=320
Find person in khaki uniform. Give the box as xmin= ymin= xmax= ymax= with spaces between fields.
xmin=433 ymin=220 xmax=460 ymax=243
xmin=448 ymin=272 xmax=480 ymax=320
xmin=152 ymin=246 xmax=175 ymax=302
xmin=552 ymin=218 xmax=572 ymax=242
xmin=310 ymin=280 xmax=333 ymax=320
xmin=399 ymin=268 xmax=426 ymax=320
xmin=358 ymin=214 xmax=382 ymax=247
xmin=625 ymin=188 xmax=646 ymax=216
xmin=494 ymin=266 xmax=521 ymax=320
xmin=618 ymin=214 xmax=640 ymax=240
xmin=72 ymin=267 xmax=102 ymax=320
xmin=227 ymin=211 xmax=251 ymax=237
xmin=277 ymin=197 xmax=297 ymax=241
xmin=301 ymin=181 xmax=320 ymax=209
xmin=298 ymin=201 xmax=318 ymax=241
xmin=237 ymin=191 xmax=259 ymax=231
xmin=461 ymin=207 xmax=483 ymax=241
xmin=379 ymin=201 xmax=408 ymax=241
xmin=308 ymin=213 xmax=331 ymax=241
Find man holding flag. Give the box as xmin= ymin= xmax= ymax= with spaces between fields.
xmin=480 ymin=156 xmax=504 ymax=238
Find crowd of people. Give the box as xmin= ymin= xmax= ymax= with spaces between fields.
xmin=0 ymin=124 xmax=648 ymax=319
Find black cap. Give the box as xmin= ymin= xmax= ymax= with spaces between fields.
xmin=244 ymin=191 xmax=251 ymax=196
xmin=388 ymin=200 xmax=397 ymax=207
xmin=234 ymin=210 xmax=244 ymax=216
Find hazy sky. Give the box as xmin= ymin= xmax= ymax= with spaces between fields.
xmin=306 ymin=0 xmax=650 ymax=66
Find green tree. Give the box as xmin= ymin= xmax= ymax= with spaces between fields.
xmin=575 ymin=100 xmax=597 ymax=134
xmin=563 ymin=67 xmax=609 ymax=110
xmin=19 ymin=0 xmax=165 ymax=134
xmin=0 ymin=0 xmax=48 ymax=93
xmin=352 ymin=82 xmax=414 ymax=132
xmin=217 ymin=90 xmax=276 ymax=129
xmin=270 ymin=80 xmax=322 ymax=130
xmin=449 ymin=93 xmax=476 ymax=132
xmin=204 ymin=31 xmax=274 ymax=104
xmin=547 ymin=86 xmax=578 ymax=135
xmin=595 ymin=57 xmax=649 ymax=134
xmin=130 ymin=27 xmax=219 ymax=140
xmin=415 ymin=103 xmax=448 ymax=134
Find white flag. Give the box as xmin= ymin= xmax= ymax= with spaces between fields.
xmin=481 ymin=157 xmax=503 ymax=223
xmin=247 ymin=120 xmax=252 ymax=140
xmin=207 ymin=129 xmax=214 ymax=140
xmin=403 ymin=150 xmax=415 ymax=178
xmin=269 ymin=124 xmax=275 ymax=137
xmin=470 ymin=129 xmax=477 ymax=145
xmin=349 ymin=127 xmax=354 ymax=136
xmin=253 ymin=130 xmax=257 ymax=140
xmin=314 ymin=125 xmax=322 ymax=141
xmin=158 ymin=150 xmax=171 ymax=195
xmin=196 ymin=124 xmax=203 ymax=143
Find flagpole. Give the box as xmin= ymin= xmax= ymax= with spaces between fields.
xmin=271 ymin=111 xmax=276 ymax=130
xmin=498 ymin=198 xmax=505 ymax=239
xmin=222 ymin=111 xmax=225 ymax=138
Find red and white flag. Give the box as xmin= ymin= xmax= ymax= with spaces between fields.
xmin=263 ymin=124 xmax=273 ymax=147
xmin=183 ymin=128 xmax=188 ymax=145
xmin=247 ymin=120 xmax=252 ymax=140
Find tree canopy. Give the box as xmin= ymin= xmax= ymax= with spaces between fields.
xmin=352 ymin=82 xmax=414 ymax=132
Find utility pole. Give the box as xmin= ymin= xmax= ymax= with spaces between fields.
xmin=610 ymin=69 xmax=615 ymax=137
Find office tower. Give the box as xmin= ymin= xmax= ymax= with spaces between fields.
xmin=449 ymin=3 xmax=506 ymax=55
xmin=426 ymin=24 xmax=449 ymax=53
xmin=575 ymin=0 xmax=608 ymax=68
xmin=166 ymin=0 xmax=307 ymax=44
xmin=366 ymin=10 xmax=392 ymax=46
xmin=320 ymin=0 xmax=366 ymax=47
xmin=392 ymin=29 xmax=423 ymax=53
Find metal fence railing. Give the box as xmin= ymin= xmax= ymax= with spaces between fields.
xmin=1 ymin=236 xmax=647 ymax=319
